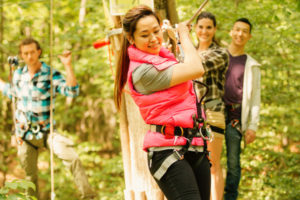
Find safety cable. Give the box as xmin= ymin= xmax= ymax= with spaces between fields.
xmin=49 ymin=0 xmax=55 ymax=199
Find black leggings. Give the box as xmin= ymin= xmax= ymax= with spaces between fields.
xmin=148 ymin=150 xmax=211 ymax=200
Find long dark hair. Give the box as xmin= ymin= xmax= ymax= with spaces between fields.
xmin=114 ymin=5 xmax=160 ymax=110
xmin=195 ymin=11 xmax=220 ymax=47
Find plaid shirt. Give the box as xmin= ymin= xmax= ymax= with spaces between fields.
xmin=0 ymin=62 xmax=79 ymax=138
xmin=195 ymin=42 xmax=229 ymax=112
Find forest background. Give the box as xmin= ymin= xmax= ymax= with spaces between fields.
xmin=0 ymin=0 xmax=299 ymax=199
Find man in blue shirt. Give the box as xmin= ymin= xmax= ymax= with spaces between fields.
xmin=0 ymin=38 xmax=95 ymax=199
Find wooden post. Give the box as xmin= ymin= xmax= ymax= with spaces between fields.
xmin=0 ymin=0 xmax=3 ymax=71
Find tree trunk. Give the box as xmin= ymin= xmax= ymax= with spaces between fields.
xmin=110 ymin=1 xmax=178 ymax=199
xmin=0 ymin=0 xmax=4 ymax=71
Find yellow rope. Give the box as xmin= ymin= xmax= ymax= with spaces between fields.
xmin=49 ymin=0 xmax=55 ymax=199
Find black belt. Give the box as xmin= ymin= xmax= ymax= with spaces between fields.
xmin=209 ymin=125 xmax=225 ymax=134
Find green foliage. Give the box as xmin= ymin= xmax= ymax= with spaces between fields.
xmin=37 ymin=141 xmax=124 ymax=199
xmin=0 ymin=179 xmax=36 ymax=200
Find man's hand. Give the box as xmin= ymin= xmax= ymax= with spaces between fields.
xmin=245 ymin=129 xmax=256 ymax=144
xmin=58 ymin=50 xmax=77 ymax=87
xmin=58 ymin=50 xmax=72 ymax=68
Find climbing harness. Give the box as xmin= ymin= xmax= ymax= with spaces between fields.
xmin=147 ymin=0 xmax=212 ymax=181
xmin=148 ymin=78 xmax=212 ymax=181
xmin=225 ymin=103 xmax=246 ymax=149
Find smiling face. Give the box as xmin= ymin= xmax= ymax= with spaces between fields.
xmin=195 ymin=18 xmax=216 ymax=45
xmin=230 ymin=21 xmax=252 ymax=47
xmin=129 ymin=15 xmax=163 ymax=55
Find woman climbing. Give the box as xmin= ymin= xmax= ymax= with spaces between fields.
xmin=114 ymin=5 xmax=211 ymax=200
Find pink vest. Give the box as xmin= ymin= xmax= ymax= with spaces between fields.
xmin=127 ymin=45 xmax=204 ymax=150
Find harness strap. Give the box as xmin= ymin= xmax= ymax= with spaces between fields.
xmin=21 ymin=133 xmax=39 ymax=150
xmin=149 ymin=124 xmax=204 ymax=138
xmin=148 ymin=145 xmax=204 ymax=152
xmin=153 ymin=151 xmax=183 ymax=180
xmin=150 ymin=145 xmax=206 ymax=180
xmin=154 ymin=127 xmax=200 ymax=180
xmin=150 ymin=124 xmax=188 ymax=137
xmin=231 ymin=119 xmax=242 ymax=133
xmin=209 ymin=125 xmax=225 ymax=134
xmin=230 ymin=119 xmax=246 ymax=149
xmin=20 ymin=126 xmax=50 ymax=149
xmin=205 ymin=99 xmax=222 ymax=109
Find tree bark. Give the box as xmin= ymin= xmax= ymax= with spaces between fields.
xmin=0 ymin=0 xmax=4 ymax=71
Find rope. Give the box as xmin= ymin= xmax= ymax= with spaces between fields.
xmin=49 ymin=0 xmax=55 ymax=199
xmin=186 ymin=0 xmax=209 ymax=25
xmin=8 ymin=62 xmax=17 ymax=136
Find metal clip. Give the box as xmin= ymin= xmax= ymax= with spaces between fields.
xmin=31 ymin=123 xmax=40 ymax=134
xmin=206 ymin=126 xmax=214 ymax=142
xmin=231 ymin=119 xmax=239 ymax=128
xmin=173 ymin=150 xmax=184 ymax=160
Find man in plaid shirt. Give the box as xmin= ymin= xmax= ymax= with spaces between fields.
xmin=0 ymin=38 xmax=95 ymax=199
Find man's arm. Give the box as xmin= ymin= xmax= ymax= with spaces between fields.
xmin=245 ymin=65 xmax=261 ymax=144
xmin=58 ymin=51 xmax=77 ymax=87
xmin=53 ymin=51 xmax=79 ymax=97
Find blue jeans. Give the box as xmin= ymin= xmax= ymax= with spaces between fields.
xmin=224 ymin=123 xmax=242 ymax=200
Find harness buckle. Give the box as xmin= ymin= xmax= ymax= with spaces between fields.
xmin=206 ymin=126 xmax=214 ymax=142
xmin=161 ymin=125 xmax=184 ymax=136
xmin=31 ymin=123 xmax=40 ymax=134
xmin=231 ymin=119 xmax=239 ymax=128
xmin=199 ymin=127 xmax=212 ymax=141
xmin=20 ymin=122 xmax=30 ymax=133
xmin=16 ymin=137 xmax=23 ymax=145
xmin=173 ymin=149 xmax=184 ymax=160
